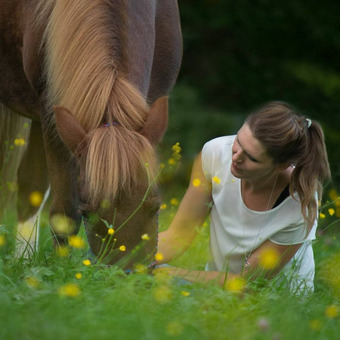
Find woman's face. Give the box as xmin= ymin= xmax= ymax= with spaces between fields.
xmin=231 ymin=123 xmax=276 ymax=181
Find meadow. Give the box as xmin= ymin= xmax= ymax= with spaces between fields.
xmin=0 ymin=149 xmax=340 ymax=340
xmin=1 ymin=87 xmax=340 ymax=339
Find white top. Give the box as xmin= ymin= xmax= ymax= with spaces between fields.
xmin=202 ymin=136 xmax=317 ymax=292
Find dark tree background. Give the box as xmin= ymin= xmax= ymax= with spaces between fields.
xmin=166 ymin=0 xmax=340 ymax=187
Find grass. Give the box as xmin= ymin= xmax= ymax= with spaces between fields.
xmin=0 ymin=192 xmax=340 ymax=340
xmin=1 ymin=137 xmax=340 ymax=339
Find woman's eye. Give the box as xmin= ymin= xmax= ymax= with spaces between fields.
xmin=249 ymin=156 xmax=258 ymax=162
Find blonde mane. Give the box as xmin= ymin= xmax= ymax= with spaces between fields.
xmin=36 ymin=0 xmax=157 ymax=204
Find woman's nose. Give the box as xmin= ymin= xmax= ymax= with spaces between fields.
xmin=232 ymin=150 xmax=243 ymax=164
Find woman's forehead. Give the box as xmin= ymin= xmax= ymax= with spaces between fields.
xmin=237 ymin=124 xmax=271 ymax=162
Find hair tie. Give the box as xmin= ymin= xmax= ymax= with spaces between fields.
xmin=306 ymin=118 xmax=312 ymax=128
xmin=103 ymin=122 xmax=119 ymax=127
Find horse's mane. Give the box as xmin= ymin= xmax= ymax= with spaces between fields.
xmin=35 ymin=0 xmax=157 ymax=204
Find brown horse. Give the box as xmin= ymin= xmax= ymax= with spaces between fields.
xmin=0 ymin=0 xmax=182 ymax=268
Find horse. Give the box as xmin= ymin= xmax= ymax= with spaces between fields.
xmin=0 ymin=0 xmax=182 ymax=268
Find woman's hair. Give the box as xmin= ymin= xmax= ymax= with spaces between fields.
xmin=245 ymin=101 xmax=331 ymax=229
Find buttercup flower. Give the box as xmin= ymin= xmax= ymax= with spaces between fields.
xmin=168 ymin=158 xmax=176 ymax=165
xmin=155 ymin=252 xmax=164 ymax=262
xmin=57 ymin=246 xmax=70 ymax=257
xmin=181 ymin=290 xmax=190 ymax=297
xmin=325 ymin=304 xmax=339 ymax=318
xmin=14 ymin=138 xmax=25 ymax=146
xmin=225 ymin=277 xmax=246 ymax=293
xmin=83 ymin=259 xmax=91 ymax=266
xmin=75 ymin=273 xmax=82 ymax=280
xmin=25 ymin=276 xmax=40 ymax=288
xmin=68 ymin=235 xmax=85 ymax=249
xmin=108 ymin=228 xmax=115 ymax=235
xmin=192 ymin=179 xmax=201 ymax=187
xmin=29 ymin=191 xmax=43 ymax=207
xmin=259 ymin=247 xmax=280 ymax=270
xmin=309 ymin=319 xmax=322 ymax=331
xmin=212 ymin=176 xmax=221 ymax=184
xmin=319 ymin=213 xmax=326 ymax=219
xmin=328 ymin=208 xmax=335 ymax=216
xmin=153 ymin=286 xmax=172 ymax=304
xmin=141 ymin=233 xmax=150 ymax=241
xmin=170 ymin=198 xmax=179 ymax=206
xmin=58 ymin=283 xmax=81 ymax=298
xmin=119 ymin=245 xmax=126 ymax=252
xmin=166 ymin=321 xmax=183 ymax=336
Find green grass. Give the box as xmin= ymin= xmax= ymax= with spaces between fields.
xmin=1 ymin=138 xmax=340 ymax=339
xmin=0 ymin=197 xmax=340 ymax=340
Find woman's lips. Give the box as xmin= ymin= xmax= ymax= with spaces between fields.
xmin=232 ymin=162 xmax=242 ymax=171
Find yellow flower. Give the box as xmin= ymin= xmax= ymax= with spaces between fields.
xmin=134 ymin=264 xmax=147 ymax=274
xmin=170 ymin=198 xmax=179 ymax=206
xmin=225 ymin=277 xmax=246 ymax=293
xmin=160 ymin=204 xmax=167 ymax=210
xmin=57 ymin=246 xmax=70 ymax=257
xmin=166 ymin=321 xmax=183 ymax=336
xmin=171 ymin=142 xmax=182 ymax=154
xmin=328 ymin=189 xmax=338 ymax=201
xmin=181 ymin=290 xmax=190 ymax=297
xmin=319 ymin=213 xmax=326 ymax=219
xmin=153 ymin=286 xmax=172 ymax=304
xmin=141 ymin=233 xmax=150 ymax=241
xmin=108 ymin=228 xmax=115 ymax=235
xmin=258 ymin=247 xmax=280 ymax=270
xmin=0 ymin=235 xmax=5 ymax=247
xmin=309 ymin=319 xmax=322 ymax=331
xmin=100 ymin=199 xmax=111 ymax=210
xmin=58 ymin=283 xmax=81 ymax=298
xmin=119 ymin=245 xmax=126 ymax=252
xmin=51 ymin=214 xmax=76 ymax=234
xmin=155 ymin=252 xmax=164 ymax=262
xmin=168 ymin=158 xmax=176 ymax=165
xmin=325 ymin=304 xmax=339 ymax=318
xmin=328 ymin=208 xmax=335 ymax=216
xmin=68 ymin=235 xmax=85 ymax=249
xmin=192 ymin=179 xmax=201 ymax=187
xmin=14 ymin=138 xmax=26 ymax=146
xmin=25 ymin=276 xmax=40 ymax=288
xmin=75 ymin=273 xmax=82 ymax=280
xmin=29 ymin=191 xmax=43 ymax=207
xmin=212 ymin=176 xmax=221 ymax=184
xmin=83 ymin=259 xmax=91 ymax=266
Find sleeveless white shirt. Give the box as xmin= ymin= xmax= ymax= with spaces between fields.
xmin=202 ymin=136 xmax=317 ymax=292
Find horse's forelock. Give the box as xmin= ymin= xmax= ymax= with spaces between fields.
xmin=85 ymin=126 xmax=158 ymax=208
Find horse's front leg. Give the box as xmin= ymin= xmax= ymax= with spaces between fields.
xmin=42 ymin=125 xmax=81 ymax=248
xmin=16 ymin=121 xmax=49 ymax=256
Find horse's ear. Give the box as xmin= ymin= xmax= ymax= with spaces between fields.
xmin=53 ymin=106 xmax=87 ymax=154
xmin=141 ymin=96 xmax=168 ymax=145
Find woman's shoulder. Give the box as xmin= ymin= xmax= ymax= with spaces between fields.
xmin=202 ymin=135 xmax=235 ymax=155
xmin=201 ymin=135 xmax=235 ymax=176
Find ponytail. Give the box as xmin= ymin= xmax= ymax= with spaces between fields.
xmin=291 ymin=120 xmax=331 ymax=229
xmin=247 ymin=102 xmax=331 ymax=229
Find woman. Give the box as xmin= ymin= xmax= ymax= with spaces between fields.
xmin=157 ymin=102 xmax=331 ymax=293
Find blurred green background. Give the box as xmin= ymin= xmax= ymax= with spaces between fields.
xmin=162 ymin=0 xmax=340 ymax=190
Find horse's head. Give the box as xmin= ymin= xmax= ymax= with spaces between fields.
xmin=53 ymin=97 xmax=168 ymax=268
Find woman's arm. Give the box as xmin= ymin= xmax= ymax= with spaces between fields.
xmin=157 ymin=152 xmax=212 ymax=263
xmin=156 ymin=239 xmax=302 ymax=287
